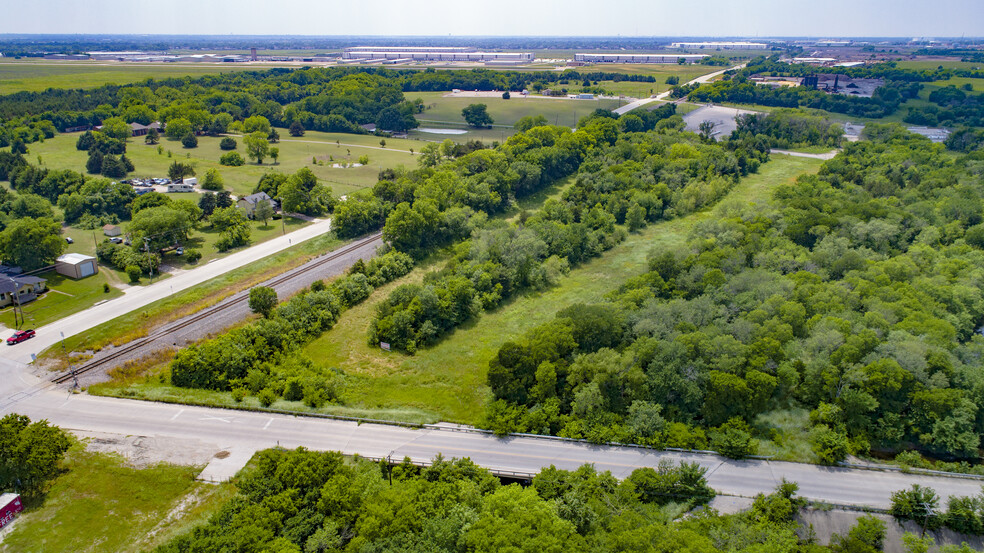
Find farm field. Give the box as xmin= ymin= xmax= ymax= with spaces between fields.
xmin=410 ymin=91 xmax=623 ymax=126
xmin=0 ymin=447 xmax=235 ymax=553
xmin=0 ymin=61 xmax=264 ymax=94
xmin=896 ymin=60 xmax=984 ymax=71
xmin=23 ymin=129 xmax=419 ymax=198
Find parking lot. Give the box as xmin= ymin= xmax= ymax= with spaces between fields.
xmin=683 ymin=105 xmax=762 ymax=139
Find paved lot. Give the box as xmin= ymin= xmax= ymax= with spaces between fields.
xmin=683 ymin=105 xmax=761 ymax=139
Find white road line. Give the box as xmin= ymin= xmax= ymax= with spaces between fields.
xmin=201 ymin=415 xmax=232 ymax=423
xmin=263 ymin=418 xmax=274 ymax=430
xmin=170 ymin=408 xmax=185 ymax=421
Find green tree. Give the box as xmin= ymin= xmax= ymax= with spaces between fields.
xmin=830 ymin=515 xmax=886 ymax=553
xmin=144 ymin=128 xmax=160 ymax=145
xmin=198 ymin=192 xmax=217 ymax=218
xmin=164 ymin=117 xmax=192 ymax=140
xmin=244 ymin=131 xmax=270 ymax=164
xmin=289 ymin=120 xmax=305 ymax=137
xmin=244 ymin=115 xmax=271 ymax=134
xmin=181 ymin=132 xmax=198 ymax=148
xmin=128 ymin=206 xmax=193 ymax=251
xmin=0 ymin=217 xmax=66 ymax=270
xmin=267 ymin=128 xmax=280 ymax=143
xmin=710 ymin=418 xmax=756 ymax=459
xmin=201 ymin=168 xmax=224 ymax=191
xmin=249 ymin=286 xmax=278 ymax=318
xmin=514 ymin=115 xmax=549 ymax=132
xmin=219 ymin=151 xmax=245 ymax=166
xmin=810 ymin=424 xmax=850 ymax=465
xmin=254 ymin=199 xmax=275 ymax=225
xmin=464 ymin=485 xmax=578 ymax=553
xmin=270 ymin=147 xmax=279 ymax=165
xmin=0 ymin=414 xmax=72 ymax=497
xmin=126 ymin=264 xmax=142 ymax=282
xmin=167 ymin=161 xmax=195 ymax=183
xmin=219 ymin=137 xmax=237 ymax=150
xmin=100 ymin=117 xmax=132 ymax=142
xmin=462 ymin=103 xmax=494 ymax=128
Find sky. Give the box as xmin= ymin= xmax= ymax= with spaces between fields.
xmin=2 ymin=0 xmax=983 ymax=38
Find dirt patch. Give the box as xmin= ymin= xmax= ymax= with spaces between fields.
xmin=214 ymin=451 xmax=230 ymax=459
xmin=74 ymin=430 xmax=221 ymax=468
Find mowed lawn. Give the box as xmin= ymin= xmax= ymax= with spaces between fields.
xmin=26 ymin=130 xmax=419 ymax=198
xmin=0 ymin=447 xmax=235 ymax=553
xmin=0 ymin=269 xmax=123 ymax=330
xmin=409 ymin=91 xmax=622 ymax=128
xmin=302 ymin=154 xmax=824 ymax=424
xmin=0 ymin=61 xmax=263 ymax=94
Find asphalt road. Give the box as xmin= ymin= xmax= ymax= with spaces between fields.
xmin=64 ymin=234 xmax=384 ymax=385
xmin=613 ymin=64 xmax=746 ymax=115
xmin=1 ymin=217 xmax=335 ymax=364
xmin=1 ymin=370 xmax=979 ymax=509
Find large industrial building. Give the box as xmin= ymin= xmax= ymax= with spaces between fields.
xmin=669 ymin=41 xmax=768 ymax=50
xmin=573 ymin=53 xmax=709 ymax=64
xmin=341 ymin=47 xmax=534 ymax=63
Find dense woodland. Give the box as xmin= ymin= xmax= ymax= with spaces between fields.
xmin=151 ymin=447 xmax=983 ymax=553
xmin=0 ymin=66 xmax=656 ymax=148
xmin=680 ymin=57 xmax=948 ymax=120
xmin=484 ymin=124 xmax=984 ymax=464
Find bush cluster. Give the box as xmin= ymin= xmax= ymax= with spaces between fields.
xmin=170 ymin=251 xmax=414 ymax=401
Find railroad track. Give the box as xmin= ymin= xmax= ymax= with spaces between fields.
xmin=46 ymin=232 xmax=382 ymax=386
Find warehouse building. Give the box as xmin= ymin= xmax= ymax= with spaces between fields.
xmin=574 ymin=53 xmax=709 ymax=64
xmin=669 ymin=41 xmax=768 ymax=49
xmin=55 ymin=253 xmax=98 ymax=279
xmin=341 ymin=48 xmax=534 ymax=63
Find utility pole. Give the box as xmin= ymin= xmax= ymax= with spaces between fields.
xmin=143 ymin=237 xmax=154 ymax=283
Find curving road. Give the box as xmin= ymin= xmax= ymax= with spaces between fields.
xmin=0 ymin=367 xmax=979 ymax=509
xmin=613 ymin=63 xmax=746 ymax=115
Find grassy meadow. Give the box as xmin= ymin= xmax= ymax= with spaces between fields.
xmin=93 ymin=154 xmax=824 ymax=425
xmin=0 ymin=61 xmax=263 ymax=94
xmin=0 ymin=447 xmax=235 ymax=553
xmin=27 ymin=129 xmax=419 ymax=198
xmin=296 ymin=154 xmax=824 ymax=424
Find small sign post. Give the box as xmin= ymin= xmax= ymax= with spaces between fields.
xmin=380 ymin=342 xmax=390 ymax=351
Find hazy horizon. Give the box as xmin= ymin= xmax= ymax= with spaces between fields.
xmin=3 ymin=0 xmax=982 ymax=38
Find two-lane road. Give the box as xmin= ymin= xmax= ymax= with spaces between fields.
xmin=1 ymin=370 xmax=979 ymax=509
xmin=613 ymin=63 xmax=746 ymax=115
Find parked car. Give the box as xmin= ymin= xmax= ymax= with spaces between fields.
xmin=6 ymin=329 xmax=35 ymax=345
xmin=65 ymin=237 xmax=74 ymax=244
xmin=176 ymin=247 xmax=184 ymax=255
xmin=109 ymin=237 xmax=123 ymax=244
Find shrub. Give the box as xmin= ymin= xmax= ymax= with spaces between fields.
xmin=185 ymin=249 xmax=202 ymax=263
xmin=125 ymin=264 xmax=142 ymax=283
xmin=181 ymin=133 xmax=198 ymax=148
xmin=201 ymin=168 xmax=224 ymax=190
xmin=102 ymin=283 xmax=110 ymax=293
xmin=810 ymin=424 xmax=850 ymax=465
xmin=890 ymin=485 xmax=942 ymax=530
xmin=220 ymin=152 xmax=245 ymax=166
xmin=710 ymin=418 xmax=756 ymax=459
xmin=231 ymin=388 xmax=246 ymax=403
xmin=219 ymin=137 xmax=237 ymax=150
xmin=258 ymin=388 xmax=277 ymax=407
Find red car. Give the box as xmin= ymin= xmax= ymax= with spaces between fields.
xmin=6 ymin=329 xmax=35 ymax=345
